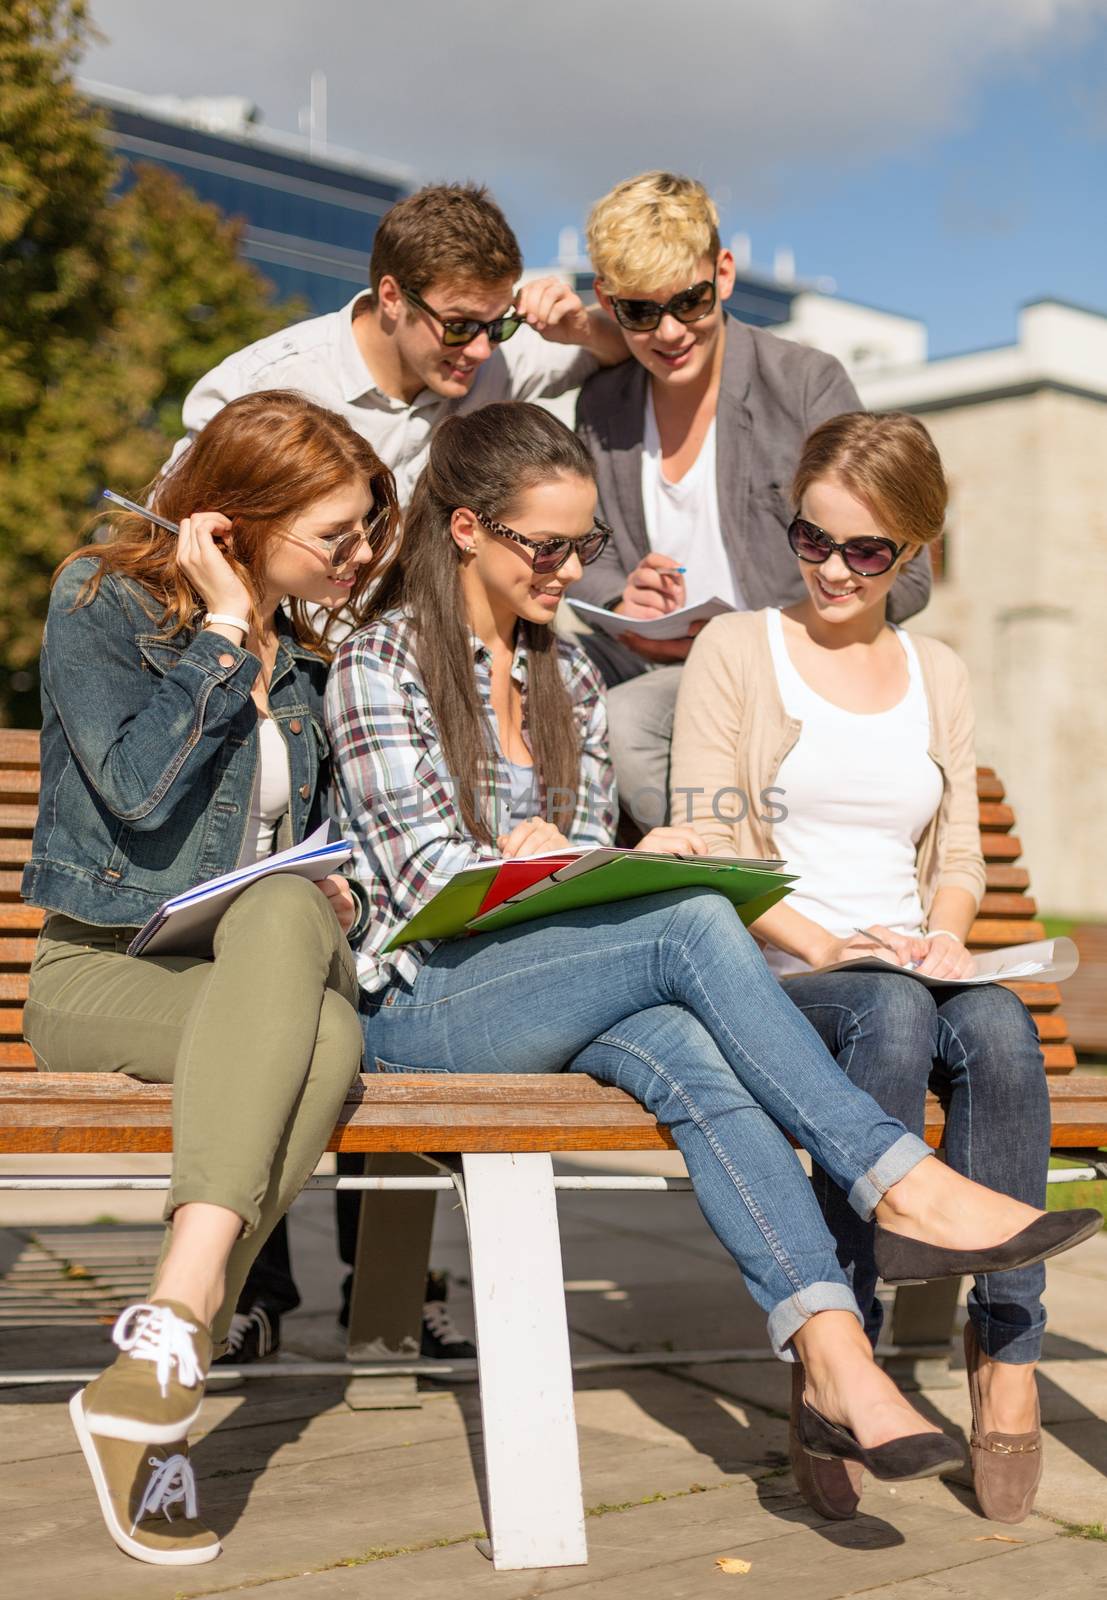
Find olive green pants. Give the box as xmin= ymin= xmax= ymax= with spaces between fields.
xmin=23 ymin=874 xmax=363 ymax=1345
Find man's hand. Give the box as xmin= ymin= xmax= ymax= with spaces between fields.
xmin=514 ymin=277 xmax=626 ymax=364
xmin=618 ymin=552 xmax=686 ymax=619
xmin=317 ymin=874 xmax=357 ymax=934
xmin=515 ymin=277 xmax=593 ymax=345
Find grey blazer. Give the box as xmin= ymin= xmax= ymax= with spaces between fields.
xmin=574 ymin=316 xmax=931 ymax=623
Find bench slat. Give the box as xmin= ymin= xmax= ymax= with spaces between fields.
xmin=978 ymin=892 xmax=1037 ymax=918
xmin=985 ymin=865 xmax=1030 ymax=891
xmin=983 ymin=834 xmax=1024 ymax=861
xmin=978 ymin=803 xmax=1015 ymax=833
xmin=0 ymin=729 xmax=41 ymax=765
xmin=969 ymin=919 xmax=1046 ymax=948
xmin=2 ymin=1073 xmax=1104 ymax=1155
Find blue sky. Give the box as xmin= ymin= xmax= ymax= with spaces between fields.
xmin=81 ymin=0 xmax=1107 ymax=359
xmin=719 ymin=23 xmax=1107 ymax=357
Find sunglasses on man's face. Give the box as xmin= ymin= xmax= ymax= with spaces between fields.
xmin=607 ymin=271 xmax=718 ymax=333
xmin=401 ymin=284 xmax=524 ymax=348
xmin=787 ymin=517 xmax=909 ymax=577
xmin=472 ymin=510 xmax=611 ymax=575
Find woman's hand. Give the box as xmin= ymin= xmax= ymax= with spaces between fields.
xmin=636 ymin=825 xmax=708 ymax=856
xmin=176 ymin=512 xmax=252 ymax=618
xmin=497 ymin=818 xmax=573 ymax=859
xmin=819 ymin=925 xmax=931 ymax=970
xmin=317 ymin=874 xmax=357 ymax=934
xmin=915 ymin=930 xmax=976 ymax=981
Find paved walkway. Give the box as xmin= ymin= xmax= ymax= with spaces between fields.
xmin=1 ymin=1156 xmax=1105 ymax=1599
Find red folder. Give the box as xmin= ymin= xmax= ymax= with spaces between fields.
xmin=473 ymin=854 xmax=580 ymax=918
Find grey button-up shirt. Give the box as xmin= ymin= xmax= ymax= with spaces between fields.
xmin=172 ymin=292 xmax=598 ymax=503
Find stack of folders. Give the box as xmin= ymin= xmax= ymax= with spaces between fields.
xmin=128 ymin=822 xmax=352 ymax=958
xmin=385 ymin=847 xmax=796 ymax=951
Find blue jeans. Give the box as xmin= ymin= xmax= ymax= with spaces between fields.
xmin=782 ymin=970 xmax=1050 ymax=1364
xmin=361 ymin=889 xmax=931 ymax=1358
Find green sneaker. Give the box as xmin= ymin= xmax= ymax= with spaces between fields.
xmin=69 ymin=1389 xmax=221 ymax=1565
xmin=83 ymin=1300 xmax=211 ymax=1443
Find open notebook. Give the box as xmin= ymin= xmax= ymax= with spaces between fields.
xmin=804 ymin=937 xmax=1080 ymax=989
xmin=128 ymin=822 xmax=352 ymax=958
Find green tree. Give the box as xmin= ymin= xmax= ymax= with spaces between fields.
xmin=0 ymin=1 xmax=300 ymax=725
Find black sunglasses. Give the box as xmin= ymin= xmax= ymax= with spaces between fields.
xmin=607 ymin=270 xmax=718 ymax=333
xmin=471 ymin=510 xmax=611 ymax=575
xmin=788 ymin=516 xmax=909 ymax=577
xmin=401 ymin=284 xmax=524 ymax=348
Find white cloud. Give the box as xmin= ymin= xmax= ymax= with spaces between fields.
xmin=80 ymin=0 xmax=1106 ymax=254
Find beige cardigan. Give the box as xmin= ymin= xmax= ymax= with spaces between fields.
xmin=669 ymin=610 xmax=986 ymax=919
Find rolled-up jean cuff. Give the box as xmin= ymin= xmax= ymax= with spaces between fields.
xmin=847 ymin=1133 xmax=932 ymax=1221
xmin=164 ymin=1183 xmax=257 ymax=1236
xmin=968 ymin=1304 xmax=1045 ymax=1366
xmin=769 ymin=1283 xmax=865 ymax=1361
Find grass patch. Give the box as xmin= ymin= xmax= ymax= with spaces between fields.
xmin=1047 ymin=1152 xmax=1107 ymax=1224
xmin=1059 ymin=1519 xmax=1107 ymax=1542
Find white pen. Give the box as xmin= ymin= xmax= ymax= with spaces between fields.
xmin=853 ymin=926 xmax=921 ymax=972
xmin=101 ymin=488 xmax=180 ymax=536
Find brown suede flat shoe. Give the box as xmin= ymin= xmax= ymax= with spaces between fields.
xmin=788 ymin=1362 xmax=863 ymax=1519
xmin=964 ymin=1322 xmax=1042 ymax=1524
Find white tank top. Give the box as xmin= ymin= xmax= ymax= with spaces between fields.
xmin=764 ymin=608 xmax=943 ymax=976
xmin=237 ymin=716 xmax=291 ymax=866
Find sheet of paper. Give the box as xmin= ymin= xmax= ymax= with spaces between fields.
xmin=805 ymin=937 xmax=1079 ymax=988
xmin=565 ymin=595 xmax=736 ymax=641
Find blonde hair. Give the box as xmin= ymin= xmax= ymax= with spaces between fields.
xmin=587 ymin=172 xmax=721 ymax=296
xmin=793 ymin=412 xmax=948 ymax=548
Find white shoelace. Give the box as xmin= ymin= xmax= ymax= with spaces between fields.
xmin=131 ymin=1452 xmax=198 ymax=1533
xmin=223 ymin=1306 xmax=274 ymax=1358
xmin=423 ymin=1300 xmax=470 ymax=1348
xmin=112 ymin=1303 xmax=203 ymax=1398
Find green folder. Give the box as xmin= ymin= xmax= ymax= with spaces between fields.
xmin=386 ymin=852 xmax=794 ymax=949
xmin=384 ymin=863 xmax=502 ymax=948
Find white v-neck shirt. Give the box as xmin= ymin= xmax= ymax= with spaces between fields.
xmin=641 ymin=388 xmax=743 ymax=610
xmin=764 ymin=609 xmax=943 ymax=976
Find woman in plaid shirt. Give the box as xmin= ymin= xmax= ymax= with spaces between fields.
xmin=327 ymin=401 xmax=1080 ymax=1488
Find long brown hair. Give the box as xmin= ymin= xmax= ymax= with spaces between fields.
xmin=56 ymin=390 xmax=401 ymax=657
xmin=371 ymin=402 xmax=595 ymax=844
xmin=793 ymin=411 xmax=948 ymax=547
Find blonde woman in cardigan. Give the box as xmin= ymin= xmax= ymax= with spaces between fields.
xmin=672 ymin=412 xmax=1076 ymax=1527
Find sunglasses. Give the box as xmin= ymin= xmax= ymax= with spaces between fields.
xmin=289 ymin=506 xmax=392 ymax=569
xmin=787 ymin=516 xmax=909 ymax=577
xmin=401 ymin=284 xmax=524 ymax=348
xmin=101 ymin=490 xmax=391 ymax=571
xmin=472 ymin=510 xmax=611 ymax=575
xmin=607 ymin=271 xmax=718 ymax=333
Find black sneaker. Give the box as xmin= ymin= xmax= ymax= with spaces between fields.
xmin=421 ymin=1272 xmax=476 ymax=1361
xmin=211 ymin=1304 xmax=280 ymax=1368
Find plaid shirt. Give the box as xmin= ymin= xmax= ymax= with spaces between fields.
xmin=325 ymin=610 xmax=617 ymax=994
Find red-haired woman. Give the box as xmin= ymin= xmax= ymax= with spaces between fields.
xmin=22 ymin=391 xmax=398 ymax=1566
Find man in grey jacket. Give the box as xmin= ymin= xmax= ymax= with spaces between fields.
xmin=573 ymin=173 xmax=930 ymax=826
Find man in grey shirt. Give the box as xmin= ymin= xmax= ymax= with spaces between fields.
xmin=171 ymin=181 xmax=628 ymax=501
xmin=573 ymin=173 xmax=930 ymax=826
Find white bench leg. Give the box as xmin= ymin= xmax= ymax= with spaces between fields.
xmin=459 ymin=1152 xmax=587 ymax=1571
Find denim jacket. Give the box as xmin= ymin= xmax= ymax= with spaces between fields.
xmin=23 ymin=557 xmax=352 ymax=930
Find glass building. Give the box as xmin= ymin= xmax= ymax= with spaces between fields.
xmin=82 ymin=82 xmax=413 ymax=315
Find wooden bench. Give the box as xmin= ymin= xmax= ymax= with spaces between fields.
xmin=2 ymin=731 xmax=1105 ymax=1571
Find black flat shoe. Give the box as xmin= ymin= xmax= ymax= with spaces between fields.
xmin=797 ymin=1399 xmax=965 ymax=1482
xmin=874 ymin=1208 xmax=1103 ymax=1287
